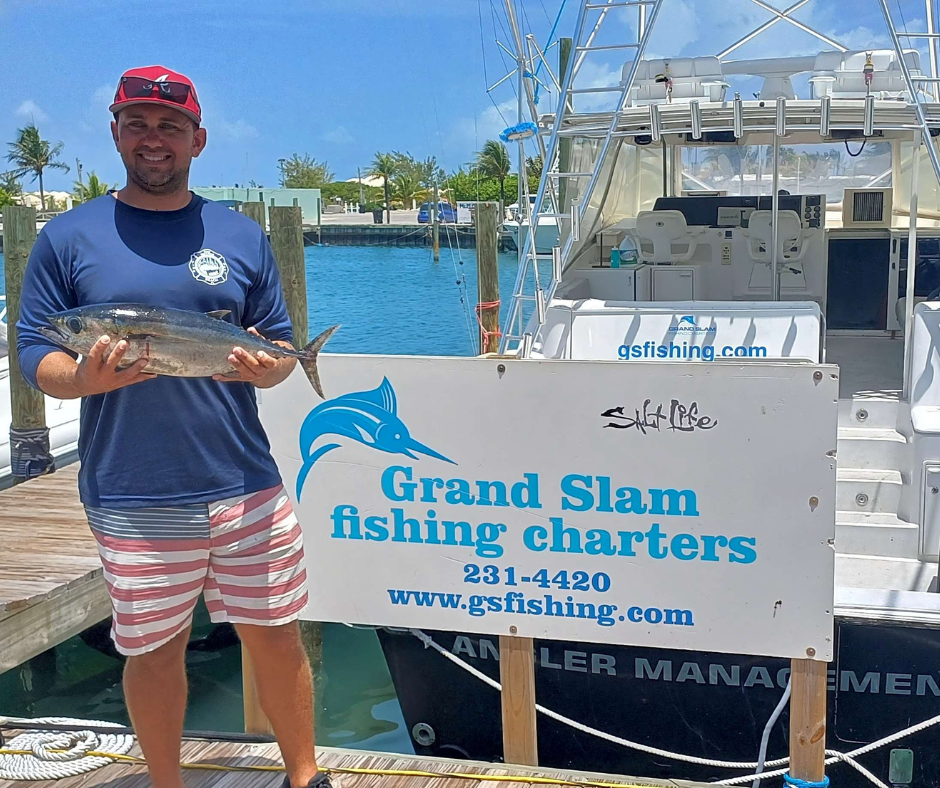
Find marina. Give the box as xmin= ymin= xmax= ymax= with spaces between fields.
xmin=12 ymin=1 xmax=940 ymax=788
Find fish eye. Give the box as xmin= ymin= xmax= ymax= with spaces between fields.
xmin=66 ymin=316 xmax=84 ymax=334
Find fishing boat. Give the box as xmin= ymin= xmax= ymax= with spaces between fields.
xmin=375 ymin=1 xmax=940 ymax=786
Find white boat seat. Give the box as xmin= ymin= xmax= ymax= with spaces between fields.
xmin=635 ymin=210 xmax=697 ymax=264
xmin=811 ymin=48 xmax=922 ymax=99
xmin=626 ymin=57 xmax=729 ymax=105
xmin=743 ymin=210 xmax=808 ymax=266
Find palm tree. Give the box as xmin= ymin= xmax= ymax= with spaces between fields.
xmin=73 ymin=171 xmax=113 ymax=203
xmin=6 ymin=124 xmax=69 ymax=211
xmin=391 ymin=170 xmax=428 ymax=210
xmin=368 ymin=152 xmax=401 ymax=224
xmin=475 ymin=140 xmax=512 ymax=213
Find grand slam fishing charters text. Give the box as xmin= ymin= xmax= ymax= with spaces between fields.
xmin=327 ymin=466 xmax=758 ymax=565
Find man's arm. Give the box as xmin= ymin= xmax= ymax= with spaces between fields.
xmin=36 ymin=337 xmax=154 ymax=399
xmin=17 ymin=230 xmax=154 ymax=400
xmin=214 ymin=226 xmax=299 ymax=389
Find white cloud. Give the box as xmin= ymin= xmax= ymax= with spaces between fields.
xmin=92 ymin=84 xmax=114 ymax=108
xmin=213 ymin=118 xmax=260 ymax=141
xmin=16 ymin=99 xmax=48 ymax=123
xmin=321 ymin=125 xmax=353 ymax=144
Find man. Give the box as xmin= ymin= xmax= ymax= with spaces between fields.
xmin=16 ymin=65 xmax=329 ymax=788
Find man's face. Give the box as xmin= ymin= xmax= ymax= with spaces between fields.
xmin=111 ymin=104 xmax=207 ymax=194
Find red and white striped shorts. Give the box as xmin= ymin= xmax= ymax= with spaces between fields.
xmin=85 ymin=484 xmax=308 ymax=656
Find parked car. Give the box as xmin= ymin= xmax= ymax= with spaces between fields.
xmin=417 ymin=201 xmax=458 ymax=223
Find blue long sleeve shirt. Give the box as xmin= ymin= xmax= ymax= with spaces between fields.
xmin=15 ymin=193 xmax=294 ymax=508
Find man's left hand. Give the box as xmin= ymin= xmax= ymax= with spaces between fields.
xmin=213 ymin=327 xmax=292 ymax=386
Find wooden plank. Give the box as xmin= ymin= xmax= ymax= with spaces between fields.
xmin=789 ymin=657 xmax=828 ymax=783
xmin=499 ymin=634 xmax=538 ymax=766
xmin=0 ymin=573 xmax=109 ymax=674
xmin=0 ymin=741 xmax=707 ymax=788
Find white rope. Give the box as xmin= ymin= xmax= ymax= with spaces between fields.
xmin=0 ymin=717 xmax=135 ymax=781
xmin=410 ymin=628 xmax=940 ymax=788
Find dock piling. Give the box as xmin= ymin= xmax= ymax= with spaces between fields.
xmin=475 ymin=202 xmax=502 ymax=356
xmin=432 ymin=183 xmax=440 ymax=262
xmin=2 ymin=205 xmax=53 ymax=483
xmin=267 ymin=203 xmax=324 ymax=730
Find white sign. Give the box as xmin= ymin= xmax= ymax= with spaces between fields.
xmin=261 ymin=355 xmax=837 ymax=660
xmin=457 ymin=201 xmax=475 ymax=225
xmin=534 ymin=300 xmax=822 ymax=363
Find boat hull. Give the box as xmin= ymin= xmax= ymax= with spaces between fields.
xmin=377 ymin=618 xmax=940 ymax=786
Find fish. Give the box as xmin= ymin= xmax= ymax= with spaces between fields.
xmin=295 ymin=377 xmax=454 ymax=500
xmin=38 ymin=303 xmax=340 ymax=398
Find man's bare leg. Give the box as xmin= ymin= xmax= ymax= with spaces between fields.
xmin=235 ymin=621 xmax=321 ymax=788
xmin=123 ymin=625 xmax=192 ymax=788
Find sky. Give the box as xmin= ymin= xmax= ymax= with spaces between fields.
xmin=0 ymin=0 xmax=928 ymax=195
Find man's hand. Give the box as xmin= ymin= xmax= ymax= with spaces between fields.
xmin=212 ymin=327 xmax=297 ymax=388
xmin=75 ymin=336 xmax=155 ymax=396
xmin=36 ymin=335 xmax=155 ymax=400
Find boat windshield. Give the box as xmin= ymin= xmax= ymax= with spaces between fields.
xmin=680 ymin=142 xmax=892 ymax=206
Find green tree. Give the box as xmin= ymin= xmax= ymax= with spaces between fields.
xmin=474 ymin=139 xmax=512 ymax=212
xmin=0 ymin=171 xmax=22 ymax=196
xmin=368 ymin=151 xmax=402 ymax=223
xmin=524 ymin=155 xmax=544 ymax=195
xmin=73 ymin=171 xmax=113 ymax=203
xmin=278 ymin=154 xmax=333 ymax=188
xmin=0 ymin=188 xmax=17 ymax=208
xmin=6 ymin=124 xmax=69 ymax=211
xmin=391 ymin=169 xmax=427 ymax=209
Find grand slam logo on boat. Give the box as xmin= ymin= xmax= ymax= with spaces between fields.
xmin=295 ymin=379 xmax=758 ymax=568
xmin=670 ymin=315 xmax=717 ymax=333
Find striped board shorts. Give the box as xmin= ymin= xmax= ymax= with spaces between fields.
xmin=85 ymin=484 xmax=308 ymax=656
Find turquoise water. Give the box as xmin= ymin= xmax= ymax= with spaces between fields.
xmin=0 ymin=243 xmax=539 ymax=752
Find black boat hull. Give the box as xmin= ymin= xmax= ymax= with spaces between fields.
xmin=377 ymin=619 xmax=940 ymax=786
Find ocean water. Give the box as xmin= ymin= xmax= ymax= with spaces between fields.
xmin=0 ymin=243 xmax=541 ymax=752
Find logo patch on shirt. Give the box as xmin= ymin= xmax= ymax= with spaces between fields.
xmin=188 ymin=249 xmax=229 ymax=286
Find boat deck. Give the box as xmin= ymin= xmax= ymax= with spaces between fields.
xmin=0 ymin=463 xmax=109 ymax=674
xmin=825 ymin=332 xmax=904 ymax=399
xmin=0 ymin=740 xmax=711 ymax=788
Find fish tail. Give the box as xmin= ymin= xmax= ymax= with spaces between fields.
xmin=299 ymin=324 xmax=340 ymax=398
xmin=295 ymin=442 xmax=341 ymax=501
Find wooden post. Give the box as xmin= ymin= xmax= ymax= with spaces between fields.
xmin=269 ymin=205 xmax=309 ymax=347
xmin=476 ymin=199 xmax=536 ymax=761
xmin=432 ymin=183 xmax=440 ymax=262
xmin=2 ymin=206 xmax=51 ymax=483
xmin=558 ymin=37 xmax=573 ymax=213
xmin=788 ymin=658 xmax=827 ymax=783
xmin=236 ymin=200 xmax=275 ymax=735
xmin=241 ymin=201 xmax=266 ymax=230
xmin=475 ymin=201 xmax=501 ymax=356
xmin=499 ymin=635 xmax=538 ymax=765
xmin=266 ymin=204 xmax=324 ymax=729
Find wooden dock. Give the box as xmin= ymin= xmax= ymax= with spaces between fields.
xmin=0 ymin=740 xmax=711 ymax=788
xmin=0 ymin=463 xmax=110 ymax=674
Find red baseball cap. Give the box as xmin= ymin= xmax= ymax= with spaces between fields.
xmin=109 ymin=65 xmax=202 ymax=125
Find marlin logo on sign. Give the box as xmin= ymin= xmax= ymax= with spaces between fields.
xmin=295 ymin=377 xmax=455 ymax=500
xmin=670 ymin=315 xmax=716 ymax=333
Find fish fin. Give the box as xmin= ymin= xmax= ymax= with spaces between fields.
xmin=206 ymin=309 xmax=232 ymax=320
xmin=377 ymin=377 xmax=397 ymax=415
xmin=123 ymin=333 xmax=157 ymax=341
xmin=299 ymin=324 xmax=340 ymax=399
